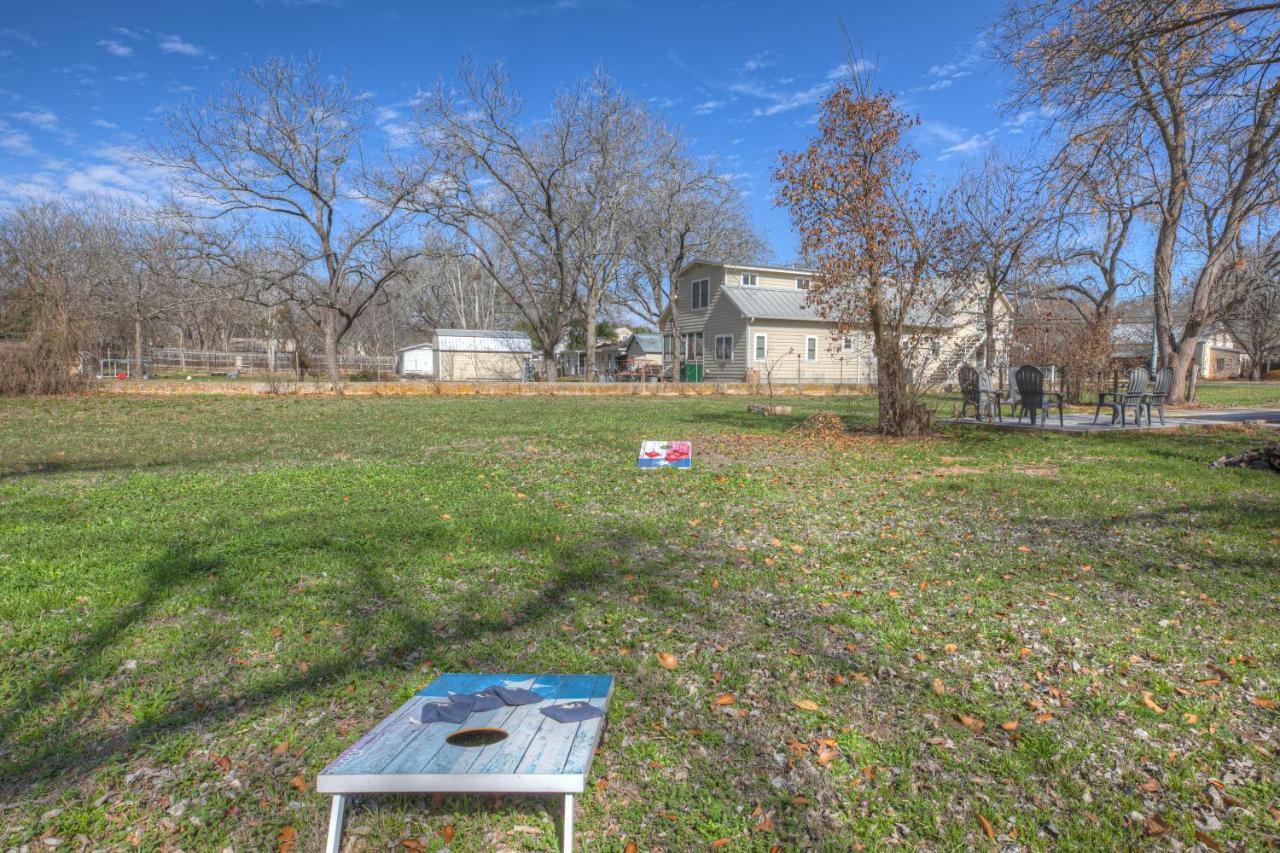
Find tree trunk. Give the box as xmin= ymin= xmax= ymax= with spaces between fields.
xmin=542 ymin=346 xmax=558 ymax=382
xmin=322 ymin=312 xmax=342 ymax=387
xmin=584 ymin=290 xmax=598 ymax=383
xmin=668 ymin=294 xmax=682 ymax=383
xmin=133 ymin=314 xmax=144 ymax=379
xmin=983 ymin=288 xmax=997 ymax=370
xmin=1169 ymin=340 xmax=1197 ymax=405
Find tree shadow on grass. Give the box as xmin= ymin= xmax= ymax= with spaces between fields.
xmin=0 ymin=508 xmax=696 ymax=801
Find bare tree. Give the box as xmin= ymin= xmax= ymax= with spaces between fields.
xmin=954 ymin=147 xmax=1053 ymax=368
xmin=402 ymin=245 xmax=514 ymax=332
xmin=567 ymin=72 xmax=651 ymax=381
xmin=0 ymin=202 xmax=98 ymax=394
xmin=412 ymin=62 xmax=594 ymax=380
xmin=624 ymin=138 xmax=765 ymax=381
xmin=1047 ymin=137 xmax=1152 ymax=321
xmin=775 ymin=65 xmax=964 ymax=436
xmin=995 ymin=0 xmax=1280 ymax=401
xmin=148 ymin=56 xmax=432 ymax=385
xmin=1220 ymin=230 xmax=1280 ymax=378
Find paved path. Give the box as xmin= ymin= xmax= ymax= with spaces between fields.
xmin=948 ymin=408 xmax=1280 ymax=434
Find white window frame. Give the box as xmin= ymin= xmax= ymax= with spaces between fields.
xmin=753 ymin=332 xmax=767 ymax=362
xmin=796 ymin=277 xmax=810 ymax=290
xmin=841 ymin=335 xmax=855 ymax=352
xmin=683 ymin=331 xmax=703 ymax=360
xmin=691 ymin=278 xmax=710 ymax=310
xmin=741 ymin=272 xmax=758 ymax=286
xmin=805 ymin=335 xmax=818 ymax=362
xmin=714 ymin=334 xmax=733 ymax=361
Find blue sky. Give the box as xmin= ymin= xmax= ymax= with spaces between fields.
xmin=0 ymin=0 xmax=1042 ymax=261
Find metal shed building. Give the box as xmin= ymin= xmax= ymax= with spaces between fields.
xmin=397 ymin=329 xmax=533 ymax=381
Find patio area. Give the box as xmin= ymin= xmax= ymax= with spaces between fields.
xmin=947 ymin=407 xmax=1280 ymax=434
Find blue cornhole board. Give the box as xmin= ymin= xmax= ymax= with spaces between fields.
xmin=317 ymin=673 xmax=613 ymax=853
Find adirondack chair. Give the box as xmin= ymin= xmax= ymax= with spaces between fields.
xmin=1142 ymin=367 xmax=1174 ymax=426
xmin=1014 ymin=365 xmax=1064 ymax=426
xmin=1094 ymin=367 xmax=1149 ymax=426
xmin=958 ymin=364 xmax=1000 ymax=422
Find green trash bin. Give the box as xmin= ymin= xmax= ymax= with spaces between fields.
xmin=681 ymin=363 xmax=703 ymax=382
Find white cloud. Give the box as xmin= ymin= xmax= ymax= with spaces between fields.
xmin=98 ymin=39 xmax=134 ymax=57
xmin=13 ymin=109 xmax=58 ymax=129
xmin=0 ymin=28 xmax=42 ymax=48
xmin=742 ymin=51 xmax=775 ymax=72
xmin=112 ymin=27 xmax=146 ymax=40
xmin=0 ymin=123 xmax=37 ymax=157
xmin=158 ymin=34 xmax=205 ymax=57
xmin=826 ymin=60 xmax=872 ymax=81
xmin=91 ymin=119 xmax=119 ymax=129
xmin=728 ymin=63 xmax=860 ymax=118
xmin=692 ymin=99 xmax=728 ymax=115
xmin=940 ymin=133 xmax=993 ymax=157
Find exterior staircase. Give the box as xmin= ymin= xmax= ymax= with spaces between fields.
xmin=927 ymin=333 xmax=985 ymax=388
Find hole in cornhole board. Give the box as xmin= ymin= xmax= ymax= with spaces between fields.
xmin=446 ymin=727 xmax=509 ymax=747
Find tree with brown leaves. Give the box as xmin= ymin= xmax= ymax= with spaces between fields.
xmin=775 ymin=68 xmax=963 ymax=436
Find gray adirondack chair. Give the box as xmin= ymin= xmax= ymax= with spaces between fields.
xmin=958 ymin=364 xmax=1000 ymax=422
xmin=1094 ymin=367 xmax=1148 ymax=426
xmin=1143 ymin=367 xmax=1174 ymax=425
xmin=1014 ymin=365 xmax=1064 ymax=426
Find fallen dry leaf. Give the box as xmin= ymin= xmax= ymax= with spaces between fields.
xmin=932 ymin=678 xmax=946 ymax=695
xmin=442 ymin=825 xmax=455 ymax=844
xmin=276 ymin=825 xmax=298 ymax=853
xmin=714 ymin=693 xmax=736 ymax=706
xmin=956 ymin=713 xmax=985 ymax=733
xmin=656 ymin=652 xmax=678 ymax=670
xmin=1249 ymin=696 xmax=1277 ymax=710
xmin=977 ymin=814 xmax=995 ymax=839
xmin=623 ymin=843 xmax=637 ymax=853
xmin=1141 ymin=691 xmax=1165 ymax=713
xmin=711 ymin=841 xmax=731 ymax=850
xmin=272 ymin=741 xmax=290 ymax=755
xmin=999 ymin=720 xmax=1019 ymax=731
xmin=289 ymin=774 xmax=306 ymax=793
xmin=792 ymin=698 xmax=820 ymax=712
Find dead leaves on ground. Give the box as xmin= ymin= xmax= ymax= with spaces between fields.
xmin=655 ymin=652 xmax=678 ymax=670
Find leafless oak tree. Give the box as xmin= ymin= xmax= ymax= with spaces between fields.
xmin=148 ymin=56 xmax=433 ymax=385
xmin=995 ymin=0 xmax=1280 ymax=401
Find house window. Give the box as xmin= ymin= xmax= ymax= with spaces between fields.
xmin=805 ymin=336 xmax=818 ymax=362
xmin=841 ymin=335 xmax=855 ymax=352
xmin=691 ymin=279 xmax=710 ymax=310
xmin=715 ymin=334 xmax=734 ymax=361
xmin=1216 ymin=357 xmax=1225 ymax=372
xmin=754 ymin=333 xmax=767 ymax=361
xmin=683 ymin=332 xmax=703 ymax=360
xmin=741 ymin=273 xmax=757 ymax=286
xmin=796 ymin=277 xmax=810 ymax=290
xmin=930 ymin=339 xmax=941 ymax=357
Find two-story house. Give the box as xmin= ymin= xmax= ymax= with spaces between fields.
xmin=659 ymin=260 xmax=1009 ymax=386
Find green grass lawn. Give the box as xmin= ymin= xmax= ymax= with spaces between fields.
xmin=1192 ymin=381 xmax=1280 ymax=409
xmin=1 ymin=394 xmax=1277 ymax=851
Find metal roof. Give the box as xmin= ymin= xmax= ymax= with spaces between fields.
xmin=627 ymin=333 xmax=664 ymax=353
xmin=717 ymin=285 xmax=952 ymax=328
xmin=435 ymin=329 xmax=533 ymax=353
xmin=717 ymin=285 xmax=822 ymax=322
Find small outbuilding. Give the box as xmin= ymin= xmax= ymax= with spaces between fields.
xmin=397 ymin=329 xmax=534 ymax=381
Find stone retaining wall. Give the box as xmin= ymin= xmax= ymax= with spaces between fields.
xmin=92 ymin=379 xmax=874 ymax=397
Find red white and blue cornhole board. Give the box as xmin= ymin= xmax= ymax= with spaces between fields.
xmin=637 ymin=440 xmax=692 ymax=469
xmin=318 ymin=673 xmax=613 ymax=853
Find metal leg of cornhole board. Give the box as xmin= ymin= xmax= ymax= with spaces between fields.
xmin=325 ymin=794 xmax=347 ymax=853
xmin=561 ymin=793 xmax=574 ymax=853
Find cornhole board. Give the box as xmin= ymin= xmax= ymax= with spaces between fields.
xmin=637 ymin=440 xmax=692 ymax=468
xmin=317 ymin=673 xmax=613 ymax=853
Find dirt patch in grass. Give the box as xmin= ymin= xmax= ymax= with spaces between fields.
xmin=1013 ymin=463 xmax=1060 ymax=477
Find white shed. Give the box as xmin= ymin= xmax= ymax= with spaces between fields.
xmin=396 ymin=342 xmax=435 ymax=376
